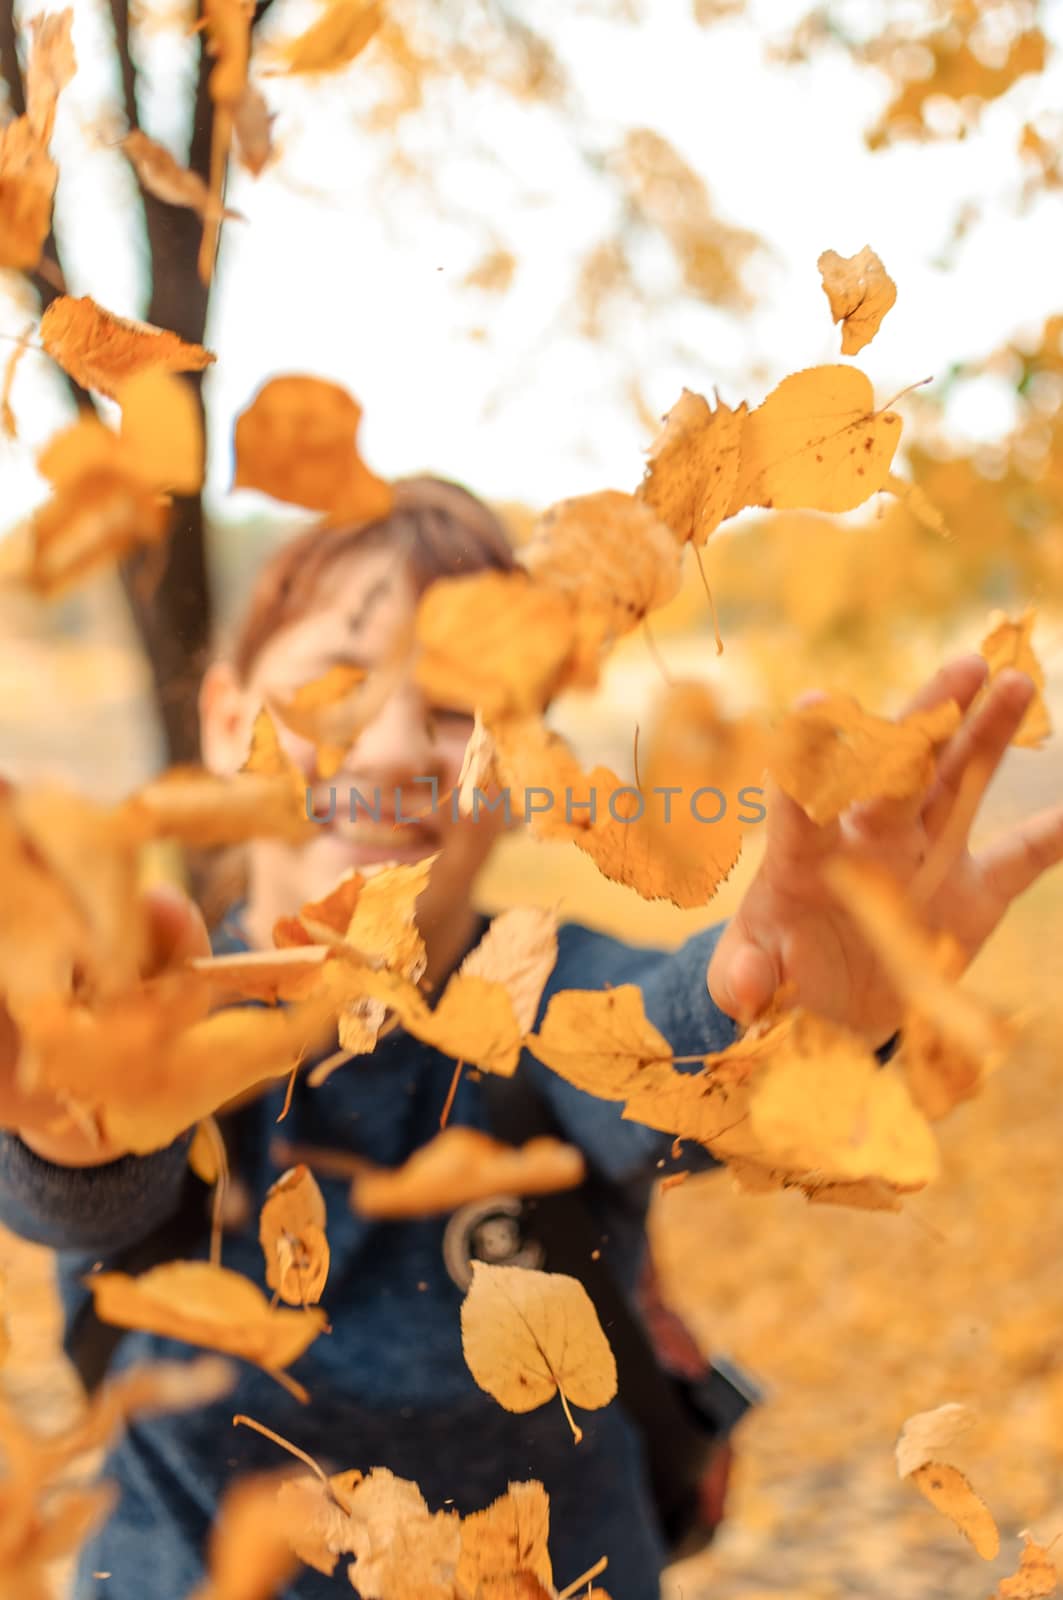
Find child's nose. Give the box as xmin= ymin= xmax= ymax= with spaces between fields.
xmin=347 ymin=679 xmax=442 ymax=787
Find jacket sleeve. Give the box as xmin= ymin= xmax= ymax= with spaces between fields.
xmin=0 ymin=1129 xmax=194 ymax=1253
xmin=522 ymin=918 xmax=741 ymax=1188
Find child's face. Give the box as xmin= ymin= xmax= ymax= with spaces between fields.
xmin=202 ymin=539 xmax=512 ymax=928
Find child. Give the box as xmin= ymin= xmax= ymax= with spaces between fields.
xmin=0 ymin=475 xmax=1055 ymax=1599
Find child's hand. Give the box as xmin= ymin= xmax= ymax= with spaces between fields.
xmin=0 ymin=883 xmax=211 ymax=1167
xmin=707 ymin=655 xmax=1063 ymax=1049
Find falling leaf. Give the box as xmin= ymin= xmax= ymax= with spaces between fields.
xmin=39 ymin=296 xmax=216 ymax=401
xmin=189 ymin=947 xmax=331 ymax=1006
xmin=119 ymin=760 xmax=313 ymax=850
xmin=726 ymin=365 xmax=903 ymax=516
xmin=233 ymin=83 xmax=276 ymax=175
xmin=521 ymin=489 xmax=683 ymax=646
xmin=456 ymin=1480 xmax=554 ymax=1597
xmin=460 ymin=1261 xmax=617 ymax=1443
xmin=232 ymin=374 xmax=392 ymax=522
xmin=993 ymin=1538 xmax=1059 ymax=1600
xmin=414 ymin=570 xmax=584 ymax=719
xmin=977 ymin=608 xmax=1052 ymax=749
xmin=349 ymin=1127 xmax=585 ymax=1218
xmin=458 ymin=905 xmax=559 ymax=1034
xmin=25 ymin=8 xmax=76 ymax=145
xmin=766 ymin=691 xmax=961 ymax=825
xmin=341 ymin=1466 xmax=461 ymax=1598
xmin=259 ymin=1165 xmax=330 ymax=1305
xmin=637 ymin=388 xmax=745 ymax=547
xmin=87 ymin=1262 xmax=328 ymax=1389
xmin=817 ymin=245 xmax=897 ymax=355
xmin=910 ymin=1463 xmax=1000 ymax=1561
xmin=268 ymin=0 xmax=385 ymax=76
xmin=0 ymin=118 xmax=59 ymax=272
xmin=188 ymin=1473 xmax=302 ymax=1600
xmin=120 ymin=129 xmax=243 ymax=224
xmin=117 ymin=369 xmax=205 ymax=493
xmin=896 ymin=1403 xmax=1000 ymax=1560
xmin=1 ymin=326 xmax=32 ymax=439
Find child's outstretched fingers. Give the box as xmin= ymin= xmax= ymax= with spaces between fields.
xmin=706 ymin=923 xmax=780 ymax=1029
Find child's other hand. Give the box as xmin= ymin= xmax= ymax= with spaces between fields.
xmin=0 ymin=883 xmax=211 ymax=1167
xmin=707 ymin=655 xmax=1063 ymax=1050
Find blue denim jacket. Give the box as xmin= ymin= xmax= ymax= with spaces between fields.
xmin=0 ymin=909 xmax=739 ymax=1599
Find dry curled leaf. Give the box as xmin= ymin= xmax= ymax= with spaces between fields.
xmin=39 ymin=295 xmax=216 ymax=400
xmin=637 ymin=388 xmax=745 ymax=547
xmin=460 ymin=1261 xmax=617 ymax=1444
xmin=232 ymin=374 xmax=392 ymax=523
xmin=350 ymin=1127 xmax=585 ymax=1219
xmin=259 ymin=1164 xmax=330 ymax=1305
xmin=978 ymin=608 xmax=1052 ymax=749
xmin=817 ymin=245 xmax=897 ymax=355
xmin=456 ymin=1480 xmax=553 ymax=1598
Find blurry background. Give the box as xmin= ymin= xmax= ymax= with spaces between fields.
xmin=2 ymin=1 xmax=1063 ymax=1595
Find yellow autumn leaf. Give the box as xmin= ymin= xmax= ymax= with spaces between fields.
xmin=455 ymin=1481 xmax=554 ymax=1598
xmin=414 ymin=570 xmax=583 ymax=718
xmin=910 ymin=1463 xmax=1000 ymax=1561
xmin=993 ymin=1538 xmax=1059 ymax=1600
xmin=117 ymin=369 xmax=205 ymax=494
xmin=460 ymin=1262 xmax=617 ymax=1443
xmin=521 ymin=489 xmax=683 ymax=646
xmin=232 ymin=374 xmax=393 ymax=523
xmin=39 ymin=295 xmax=216 ymax=401
xmin=726 ymin=365 xmax=903 ymax=516
xmin=268 ymin=0 xmax=385 ymax=77
xmin=349 ymin=1127 xmax=585 ymax=1219
xmin=817 ymin=245 xmax=897 ymax=355
xmin=458 ymin=905 xmax=559 ymax=1035
xmin=766 ymin=691 xmax=961 ymax=825
xmin=88 ymin=1262 xmax=328 ymax=1383
xmin=978 ymin=608 xmax=1053 ymax=749
xmin=637 ymin=388 xmax=745 ymax=547
xmin=259 ymin=1165 xmax=330 ymax=1306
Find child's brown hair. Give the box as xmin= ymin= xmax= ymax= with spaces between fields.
xmin=229 ymin=475 xmax=517 ymax=683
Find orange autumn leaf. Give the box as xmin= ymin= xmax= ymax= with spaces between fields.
xmin=637 ymin=388 xmax=745 ymax=547
xmin=521 ymin=489 xmax=683 ymax=646
xmin=726 ymin=365 xmax=903 ymax=516
xmin=456 ymin=1481 xmax=554 ymax=1597
xmin=993 ymin=1538 xmax=1059 ymax=1600
xmin=269 ymin=652 xmax=414 ymax=782
xmin=896 ymin=1403 xmax=1000 ymax=1561
xmin=415 ymin=570 xmax=584 ymax=719
xmin=188 ymin=946 xmax=332 ymax=1006
xmin=489 ymin=712 xmax=739 ymax=908
xmin=817 ymin=245 xmax=897 ymax=355
xmin=19 ymin=985 xmax=338 ymax=1155
xmin=188 ymin=1473 xmax=302 ymax=1600
xmin=766 ymin=692 xmax=962 ymax=825
xmin=39 ymin=296 xmax=216 ymax=401
xmin=460 ymin=1262 xmax=617 ymax=1444
xmin=0 ymin=118 xmax=59 ymax=272
xmin=119 ymin=743 xmax=312 ymax=850
xmin=0 ymin=328 xmax=31 ymax=439
xmin=232 ymin=375 xmax=393 ymax=523
xmin=88 ymin=1262 xmax=328 ymax=1384
xmin=259 ymin=1165 xmax=330 ymax=1305
xmin=117 ymin=369 xmax=205 ymax=494
xmin=267 ymin=0 xmax=385 ymax=76
xmin=349 ymin=1127 xmax=585 ymax=1219
xmin=978 ymin=608 xmax=1053 ymax=749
